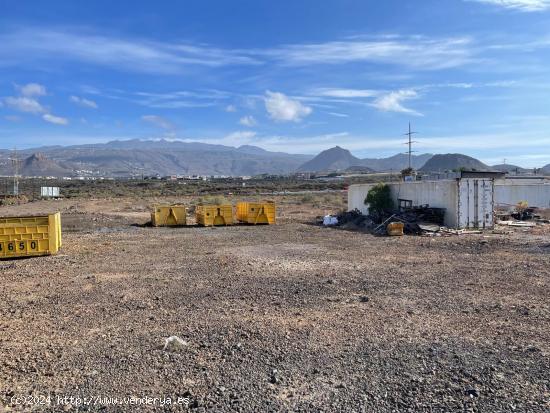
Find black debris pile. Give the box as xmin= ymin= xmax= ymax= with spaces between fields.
xmin=335 ymin=209 xmax=375 ymax=231
xmin=511 ymin=207 xmax=541 ymax=221
xmin=398 ymin=205 xmax=446 ymax=226
xmin=325 ymin=206 xmax=446 ymax=235
xmin=373 ymin=205 xmax=446 ymax=235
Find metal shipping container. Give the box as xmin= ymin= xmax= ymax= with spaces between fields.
xmin=40 ymin=187 xmax=60 ymax=197
xmin=457 ymin=178 xmax=494 ymax=229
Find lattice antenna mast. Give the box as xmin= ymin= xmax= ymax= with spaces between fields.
xmin=9 ymin=148 xmax=21 ymax=196
xmin=403 ymin=122 xmax=419 ymax=170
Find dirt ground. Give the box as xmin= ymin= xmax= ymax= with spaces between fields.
xmin=1 ymin=196 xmax=549 ymax=412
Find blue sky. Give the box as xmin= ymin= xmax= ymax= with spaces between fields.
xmin=1 ymin=0 xmax=550 ymax=166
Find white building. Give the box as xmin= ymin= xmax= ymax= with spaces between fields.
xmin=348 ymin=173 xmax=498 ymax=229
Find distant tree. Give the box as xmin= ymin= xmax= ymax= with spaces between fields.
xmin=400 ymin=167 xmax=414 ymax=178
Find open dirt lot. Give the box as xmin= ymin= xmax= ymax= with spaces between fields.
xmin=1 ymin=196 xmax=549 ymax=412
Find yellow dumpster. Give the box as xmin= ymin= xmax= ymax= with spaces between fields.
xmin=0 ymin=212 xmax=62 ymax=258
xmin=151 ymin=205 xmax=187 ymax=227
xmin=236 ymin=202 xmax=276 ymax=224
xmin=196 ymin=205 xmax=233 ymax=226
xmin=387 ymin=222 xmax=404 ymax=236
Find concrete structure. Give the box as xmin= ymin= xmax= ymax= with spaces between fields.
xmin=348 ymin=177 xmax=495 ymax=229
xmin=494 ymin=182 xmax=550 ymax=208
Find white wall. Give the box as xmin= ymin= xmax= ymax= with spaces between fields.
xmin=348 ymin=181 xmax=459 ymax=227
xmin=389 ymin=181 xmax=459 ymax=227
xmin=347 ymin=183 xmax=375 ymax=215
xmin=495 ymin=184 xmax=550 ymax=208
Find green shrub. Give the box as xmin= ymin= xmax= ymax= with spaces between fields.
xmin=365 ymin=183 xmax=393 ymax=216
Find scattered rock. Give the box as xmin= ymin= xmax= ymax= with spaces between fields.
xmin=163 ymin=336 xmax=188 ymax=352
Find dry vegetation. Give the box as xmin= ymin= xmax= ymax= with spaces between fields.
xmin=0 ymin=183 xmax=549 ymax=412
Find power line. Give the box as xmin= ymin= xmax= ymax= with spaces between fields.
xmin=402 ymin=122 xmax=418 ymax=170
xmin=9 ymin=148 xmax=21 ymax=196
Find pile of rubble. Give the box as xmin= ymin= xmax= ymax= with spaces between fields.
xmin=327 ymin=209 xmax=375 ymax=231
xmin=323 ymin=205 xmax=446 ymax=235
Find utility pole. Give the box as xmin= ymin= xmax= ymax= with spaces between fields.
xmin=9 ymin=148 xmax=21 ymax=196
xmin=403 ymin=122 xmax=418 ymax=170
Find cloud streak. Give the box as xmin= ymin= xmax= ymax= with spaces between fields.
xmin=141 ymin=115 xmax=175 ymax=131
xmin=0 ymin=29 xmax=482 ymax=74
xmin=266 ymin=36 xmax=475 ymax=69
xmin=0 ymin=29 xmax=261 ymax=74
xmin=370 ymin=90 xmax=422 ymax=115
xmin=4 ymin=96 xmax=46 ymax=113
xmin=42 ymin=113 xmax=68 ymax=125
xmin=468 ymin=0 xmax=550 ymax=11
xmin=70 ymin=95 xmax=98 ymax=109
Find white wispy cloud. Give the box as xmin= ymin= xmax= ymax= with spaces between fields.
xmin=4 ymin=83 xmax=69 ymax=125
xmin=207 ymin=130 xmax=258 ymax=147
xmin=141 ymin=115 xmax=175 ymax=131
xmin=327 ymin=112 xmax=350 ymax=118
xmin=0 ymin=29 xmax=483 ymax=74
xmin=132 ymin=90 xmax=226 ymax=108
xmin=42 ymin=113 xmax=68 ymax=125
xmin=468 ymin=0 xmax=550 ymax=11
xmin=239 ymin=115 xmax=257 ymax=127
xmin=17 ymin=83 xmax=47 ymax=97
xmin=225 ymin=104 xmax=237 ymax=112
xmin=310 ymin=88 xmax=379 ymax=98
xmin=70 ymin=95 xmax=98 ymax=109
xmin=264 ymin=91 xmax=312 ymax=122
xmin=370 ymin=89 xmax=422 ymax=115
xmin=0 ymin=29 xmax=261 ymax=74
xmin=4 ymin=96 xmax=46 ymax=113
xmin=266 ymin=36 xmax=475 ymax=69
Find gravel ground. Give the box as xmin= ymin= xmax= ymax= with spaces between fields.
xmin=1 ymin=199 xmax=549 ymax=412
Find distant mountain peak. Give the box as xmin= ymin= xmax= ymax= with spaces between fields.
xmin=297 ymin=146 xmax=433 ymax=172
xmin=21 ymin=152 xmax=70 ymax=177
xmin=419 ymin=153 xmax=490 ymax=172
xmin=297 ymin=146 xmax=360 ymax=172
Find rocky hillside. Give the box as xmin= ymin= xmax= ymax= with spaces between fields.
xmin=297 ymin=146 xmax=432 ymax=172
xmin=492 ymin=164 xmax=529 ymax=174
xmin=22 ymin=153 xmax=72 ymax=176
xmin=297 ymin=146 xmax=362 ymax=172
xmin=419 ymin=154 xmax=491 ymax=172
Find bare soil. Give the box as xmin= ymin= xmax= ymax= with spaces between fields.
xmin=1 ymin=197 xmax=549 ymax=412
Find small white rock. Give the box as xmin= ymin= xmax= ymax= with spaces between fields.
xmin=163 ymin=336 xmax=188 ymax=352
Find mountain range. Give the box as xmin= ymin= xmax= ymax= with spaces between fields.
xmin=0 ymin=140 xmax=311 ymax=177
xmin=297 ymin=146 xmax=433 ymax=172
xmin=0 ymin=140 xmax=548 ymax=177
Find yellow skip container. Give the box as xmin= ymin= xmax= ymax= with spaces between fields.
xmin=386 ymin=222 xmax=404 ymax=236
xmin=196 ymin=205 xmax=233 ymax=226
xmin=0 ymin=212 xmax=62 ymax=258
xmin=236 ymin=202 xmax=276 ymax=225
xmin=151 ymin=205 xmax=187 ymax=227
